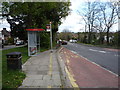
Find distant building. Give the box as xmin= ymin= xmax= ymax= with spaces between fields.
xmin=1 ymin=28 xmax=11 ymax=44
xmin=104 ymin=35 xmax=114 ymax=43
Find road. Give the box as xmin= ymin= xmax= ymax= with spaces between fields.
xmin=59 ymin=46 xmax=118 ymax=88
xmin=63 ymin=42 xmax=119 ymax=75
xmin=1 ymin=44 xmax=27 ymax=50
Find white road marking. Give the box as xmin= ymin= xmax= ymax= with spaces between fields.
xmin=99 ymin=51 xmax=106 ymax=53
xmin=115 ymin=54 xmax=119 ymax=57
xmin=71 ymin=51 xmax=78 ymax=54
xmin=89 ymin=49 xmax=107 ymax=53
xmin=71 ymin=50 xmax=118 ymax=77
xmin=89 ymin=49 xmax=98 ymax=52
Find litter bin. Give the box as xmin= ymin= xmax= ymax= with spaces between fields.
xmin=6 ymin=52 xmax=22 ymax=70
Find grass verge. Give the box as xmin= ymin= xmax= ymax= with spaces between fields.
xmin=2 ymin=46 xmax=48 ymax=88
xmin=2 ymin=46 xmax=30 ymax=88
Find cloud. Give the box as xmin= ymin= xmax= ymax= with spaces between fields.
xmin=59 ymin=0 xmax=118 ymax=32
xmin=70 ymin=0 xmax=84 ymax=10
xmin=0 ymin=19 xmax=10 ymax=31
xmin=59 ymin=12 xmax=85 ymax=32
xmin=59 ymin=0 xmax=85 ymax=32
xmin=111 ymin=23 xmax=118 ymax=32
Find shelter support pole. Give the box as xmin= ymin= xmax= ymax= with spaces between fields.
xmin=39 ymin=32 xmax=40 ymax=52
xmin=28 ymin=31 xmax=30 ymax=56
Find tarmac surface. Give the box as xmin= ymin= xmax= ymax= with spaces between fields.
xmin=64 ymin=43 xmax=119 ymax=75
xmin=59 ymin=47 xmax=118 ymax=88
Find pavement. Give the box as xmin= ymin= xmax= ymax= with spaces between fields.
xmin=19 ymin=49 xmax=73 ymax=89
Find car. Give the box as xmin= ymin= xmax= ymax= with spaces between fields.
xmin=61 ymin=40 xmax=67 ymax=45
xmin=72 ymin=40 xmax=77 ymax=43
xmin=69 ymin=39 xmax=77 ymax=43
xmin=69 ymin=39 xmax=73 ymax=43
xmin=16 ymin=40 xmax=24 ymax=46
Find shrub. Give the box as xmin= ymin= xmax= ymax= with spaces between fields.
xmin=7 ymin=37 xmax=14 ymax=45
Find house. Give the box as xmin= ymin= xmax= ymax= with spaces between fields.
xmin=1 ymin=28 xmax=11 ymax=44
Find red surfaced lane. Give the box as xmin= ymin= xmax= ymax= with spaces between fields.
xmin=59 ymin=47 xmax=118 ymax=88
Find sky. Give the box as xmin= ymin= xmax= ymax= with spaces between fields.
xmin=0 ymin=19 xmax=10 ymax=31
xmin=58 ymin=0 xmax=85 ymax=32
xmin=0 ymin=0 xmax=118 ymax=32
xmin=58 ymin=0 xmax=118 ymax=32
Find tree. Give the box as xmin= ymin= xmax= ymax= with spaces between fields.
xmin=78 ymin=1 xmax=100 ymax=44
xmin=2 ymin=2 xmax=71 ymax=42
xmin=99 ymin=2 xmax=118 ymax=45
xmin=78 ymin=1 xmax=118 ymax=45
xmin=94 ymin=14 xmax=106 ymax=44
xmin=58 ymin=29 xmax=72 ymax=41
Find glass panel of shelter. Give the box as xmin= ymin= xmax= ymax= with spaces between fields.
xmin=28 ymin=31 xmax=37 ymax=56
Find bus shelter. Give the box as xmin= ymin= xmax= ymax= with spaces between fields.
xmin=26 ymin=29 xmax=44 ymax=56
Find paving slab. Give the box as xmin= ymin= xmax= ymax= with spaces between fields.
xmin=26 ymin=75 xmax=43 ymax=80
xmin=19 ymin=50 xmax=63 ymax=88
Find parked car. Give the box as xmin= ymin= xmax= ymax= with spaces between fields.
xmin=73 ymin=40 xmax=77 ymax=43
xmin=69 ymin=39 xmax=77 ymax=43
xmin=16 ymin=40 xmax=24 ymax=46
xmin=61 ymin=40 xmax=67 ymax=45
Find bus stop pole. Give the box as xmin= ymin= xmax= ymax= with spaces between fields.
xmin=50 ymin=22 xmax=53 ymax=52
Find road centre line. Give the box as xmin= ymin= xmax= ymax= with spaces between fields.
xmin=89 ymin=49 xmax=107 ymax=53
xmin=71 ymin=50 xmax=118 ymax=77
xmin=99 ymin=51 xmax=106 ymax=53
xmin=114 ymin=54 xmax=119 ymax=57
xmin=89 ymin=49 xmax=98 ymax=52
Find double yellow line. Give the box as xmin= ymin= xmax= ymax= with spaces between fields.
xmin=47 ymin=52 xmax=53 ymax=88
xmin=48 ymin=52 xmax=53 ymax=76
xmin=65 ymin=67 xmax=79 ymax=89
xmin=48 ymin=50 xmax=79 ymax=89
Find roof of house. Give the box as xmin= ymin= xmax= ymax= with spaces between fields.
xmin=1 ymin=28 xmax=10 ymax=36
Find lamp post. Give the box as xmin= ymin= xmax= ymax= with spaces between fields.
xmin=50 ymin=22 xmax=53 ymax=52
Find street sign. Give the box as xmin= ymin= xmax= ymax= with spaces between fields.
xmin=46 ymin=24 xmax=50 ymax=32
xmin=46 ymin=22 xmax=53 ymax=52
